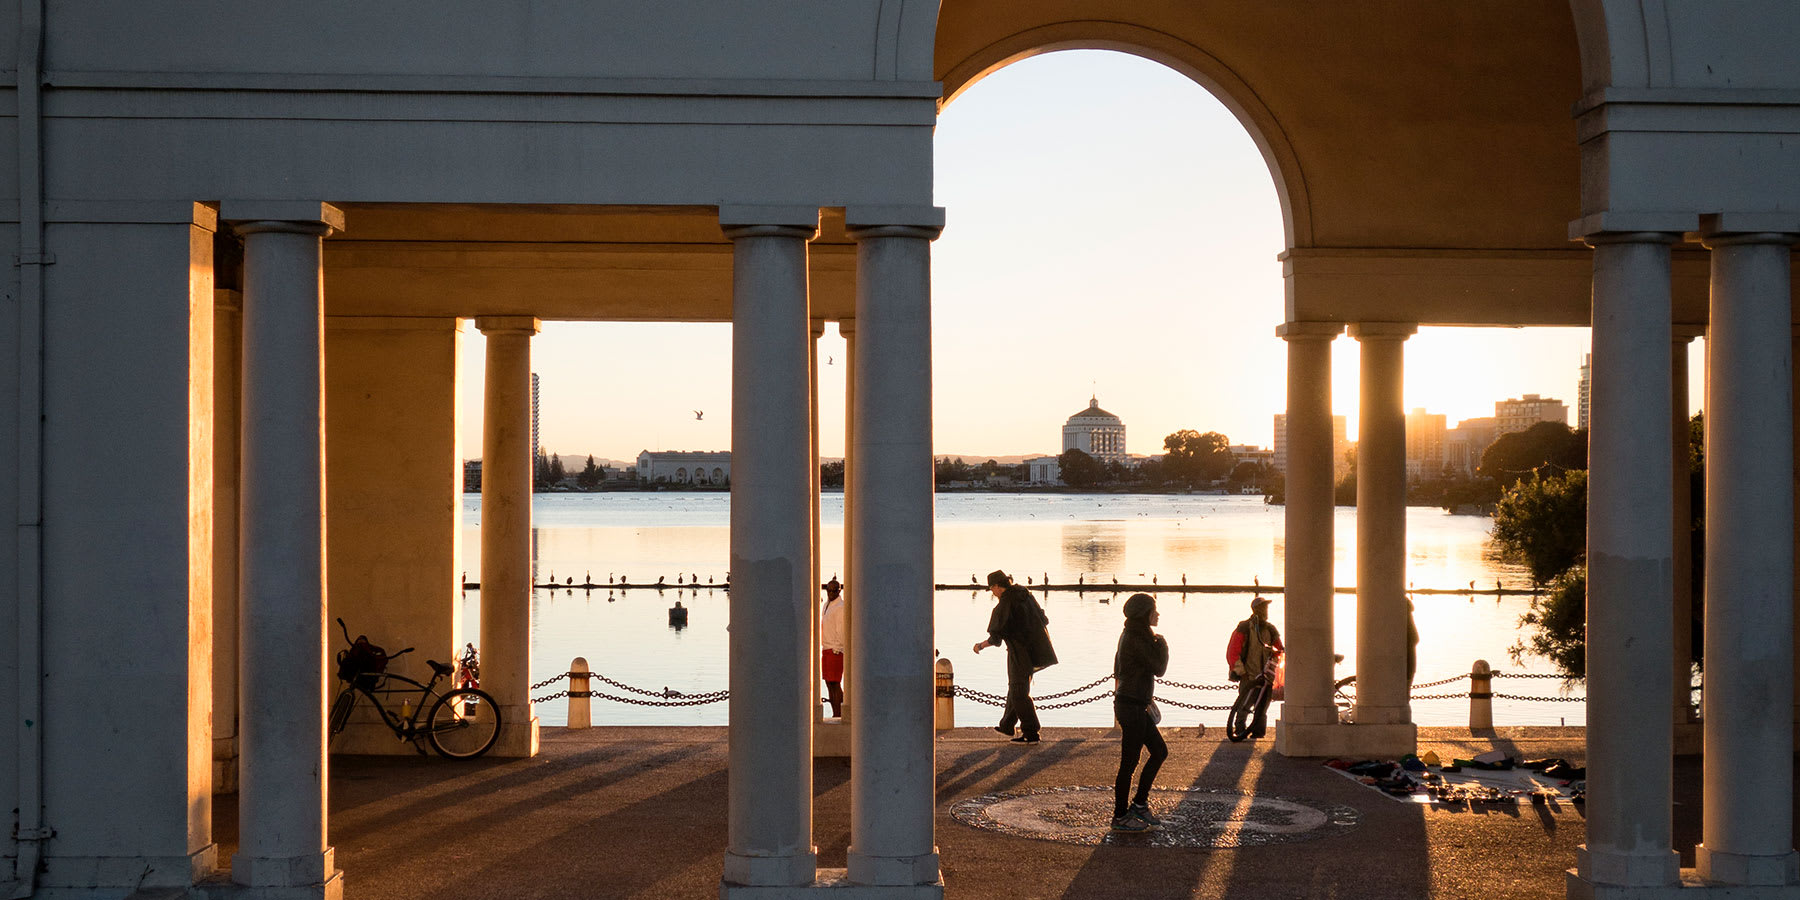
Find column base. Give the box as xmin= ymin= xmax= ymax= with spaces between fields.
xmin=814 ymin=717 xmax=851 ymax=758
xmin=1568 ymin=868 xmax=1800 ymax=899
xmin=1277 ymin=702 xmax=1339 ymax=726
xmin=196 ymin=870 xmax=344 ymax=900
xmin=35 ymin=845 xmax=218 ymax=892
xmin=1273 ymin=721 xmax=1416 ymax=758
xmin=722 ymin=868 xmax=942 ymax=899
xmin=722 ymin=850 xmax=818 ymax=888
xmin=230 ymin=849 xmax=336 ymax=890
xmin=847 ymin=849 xmax=939 ymax=886
xmin=490 ymin=712 xmax=540 ymax=758
xmin=1697 ymin=846 xmax=1800 ymax=886
xmin=213 ymin=737 xmax=239 ymax=794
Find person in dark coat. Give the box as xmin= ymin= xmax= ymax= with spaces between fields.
xmin=973 ymin=569 xmax=1049 ymax=743
xmin=1111 ymin=593 xmax=1170 ymax=832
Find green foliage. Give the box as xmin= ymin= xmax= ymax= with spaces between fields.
xmin=1057 ymin=448 xmax=1103 ymax=488
xmin=1511 ymin=567 xmax=1586 ymax=680
xmin=1163 ymin=429 xmax=1234 ymax=487
xmin=577 ymin=454 xmax=603 ymax=488
xmin=934 ymin=456 xmax=972 ymax=486
xmin=1478 ymin=422 xmax=1585 ymax=488
xmin=820 ymin=460 xmax=845 ymax=488
xmin=1491 ymin=470 xmax=1587 ymax=584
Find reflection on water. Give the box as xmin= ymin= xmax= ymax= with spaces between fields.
xmin=460 ymin=492 xmax=1579 ymax=728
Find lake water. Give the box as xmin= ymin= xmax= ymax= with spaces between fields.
xmin=459 ymin=492 xmax=1586 ymax=728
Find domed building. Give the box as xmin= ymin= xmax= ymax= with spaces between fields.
xmin=1062 ymin=396 xmax=1126 ymax=464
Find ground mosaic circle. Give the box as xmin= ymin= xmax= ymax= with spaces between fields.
xmin=949 ymin=786 xmax=1360 ymax=848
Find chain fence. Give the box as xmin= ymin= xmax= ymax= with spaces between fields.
xmin=525 ymin=666 xmax=1611 ymax=711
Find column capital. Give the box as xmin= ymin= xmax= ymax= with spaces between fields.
xmin=720 ymin=204 xmax=819 ymax=241
xmin=812 ymin=318 xmax=828 ymax=339
xmin=1698 ymin=230 xmax=1800 ymax=250
xmin=1697 ymin=212 xmax=1800 ymax=244
xmin=1577 ymin=230 xmax=1683 ymax=248
xmin=1674 ymin=324 xmax=1705 ymax=342
xmin=837 ymin=318 xmax=856 ymax=338
xmin=474 ymin=315 xmax=541 ymax=336
xmin=845 ymin=204 xmax=945 ymax=239
xmin=220 ymin=201 xmax=344 ymax=236
xmin=1569 ymin=211 xmax=1695 ymax=242
xmin=1346 ymin=322 xmax=1417 ymax=341
xmin=1276 ymin=321 xmax=1344 ymax=341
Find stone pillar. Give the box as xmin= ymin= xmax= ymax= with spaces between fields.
xmin=842 ymin=319 xmax=857 ymax=717
xmin=1347 ymin=322 xmax=1417 ymax=746
xmin=720 ymin=207 xmax=819 ymax=892
xmin=1671 ymin=327 xmax=1700 ymax=738
xmin=1275 ymin=321 xmax=1343 ymax=757
xmin=1577 ymin=232 xmax=1681 ymax=892
xmin=1794 ymin=325 xmax=1800 ymax=740
xmin=475 ymin=315 xmax=542 ymax=759
xmin=224 ymin=202 xmax=344 ymax=899
xmin=1697 ymin=227 xmax=1799 ymax=886
xmin=846 ymin=208 xmax=945 ymax=895
xmin=213 ymin=287 xmax=242 ymax=794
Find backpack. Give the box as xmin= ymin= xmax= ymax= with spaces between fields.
xmin=336 ymin=634 xmax=390 ymax=689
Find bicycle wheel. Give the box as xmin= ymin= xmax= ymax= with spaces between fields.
xmin=329 ymin=687 xmax=356 ymax=737
xmin=1225 ymin=683 xmax=1258 ymax=743
xmin=425 ymin=688 xmax=502 ymax=759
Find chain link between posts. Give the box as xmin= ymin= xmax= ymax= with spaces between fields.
xmin=524 ymin=667 xmax=1600 ymax=708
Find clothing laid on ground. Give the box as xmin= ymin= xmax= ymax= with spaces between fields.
xmin=1112 ymin=619 xmax=1170 ymax=817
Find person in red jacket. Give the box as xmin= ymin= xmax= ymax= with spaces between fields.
xmin=1225 ymin=596 xmax=1284 ymax=738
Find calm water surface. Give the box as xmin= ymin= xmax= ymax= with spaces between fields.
xmin=459 ymin=493 xmax=1583 ymax=727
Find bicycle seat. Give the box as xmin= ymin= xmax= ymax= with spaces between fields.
xmin=428 ymin=660 xmax=453 ymax=678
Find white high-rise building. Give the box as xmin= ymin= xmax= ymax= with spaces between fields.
xmin=1273 ymin=413 xmax=1350 ymax=480
xmin=1062 ymin=396 xmax=1126 ymax=464
xmin=1578 ymin=354 xmax=1591 ymax=431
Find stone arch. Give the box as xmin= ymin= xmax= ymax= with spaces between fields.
xmin=937 ymin=21 xmax=1313 ymax=247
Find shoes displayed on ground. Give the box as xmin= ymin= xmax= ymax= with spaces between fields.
xmin=1110 ymin=810 xmax=1152 ymax=833
xmin=1128 ymin=802 xmax=1161 ymax=826
xmin=1010 ymin=734 xmax=1040 ymax=743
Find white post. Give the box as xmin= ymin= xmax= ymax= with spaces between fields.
xmin=846 ymin=209 xmax=944 ymax=892
xmin=934 ymin=658 xmax=955 ymax=731
xmin=1347 ymin=323 xmax=1417 ymax=745
xmin=568 ymin=657 xmax=591 ymax=730
xmin=225 ymin=202 xmax=343 ymax=898
xmin=475 ymin=316 xmax=542 ymax=758
xmin=1468 ymin=660 xmax=1492 ymax=731
xmin=1697 ymin=227 xmax=1799 ymax=886
xmin=1275 ymin=322 xmax=1342 ymax=756
xmin=721 ymin=207 xmax=819 ymax=891
xmin=1578 ymin=232 xmax=1680 ymax=891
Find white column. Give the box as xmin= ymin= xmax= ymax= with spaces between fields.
xmin=475 ymin=316 xmax=542 ymax=759
xmin=225 ymin=203 xmax=343 ymax=897
xmin=1671 ymin=328 xmax=1699 ymax=731
xmin=847 ymin=211 xmax=944 ymax=892
xmin=1578 ymin=232 xmax=1680 ymax=890
xmin=721 ymin=209 xmax=818 ymax=890
xmin=1275 ymin=322 xmax=1342 ymax=756
xmin=1347 ymin=322 xmax=1416 ymax=733
xmin=1698 ymin=228 xmax=1799 ymax=886
xmin=841 ymin=320 xmax=857 ymax=718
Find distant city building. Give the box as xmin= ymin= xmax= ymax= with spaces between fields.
xmin=1025 ymin=455 xmax=1061 ymax=485
xmin=1495 ymin=393 xmax=1568 ymax=435
xmin=637 ymin=450 xmax=730 ymax=485
xmin=1272 ymin=414 xmax=1350 ymax=481
xmin=1577 ymin=354 xmax=1591 ymax=431
xmin=463 ymin=459 xmax=482 ymax=493
xmin=1405 ymin=408 xmax=1447 ymax=482
xmin=1445 ymin=416 xmax=1500 ymax=477
xmin=1062 ymin=396 xmax=1126 ymax=464
xmin=1227 ymin=444 xmax=1274 ymax=467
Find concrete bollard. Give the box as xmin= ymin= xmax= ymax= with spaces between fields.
xmin=1469 ymin=659 xmax=1493 ymax=730
xmin=934 ymin=658 xmax=955 ymax=731
xmin=569 ymin=657 xmax=592 ymax=729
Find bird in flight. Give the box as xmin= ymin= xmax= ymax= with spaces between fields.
xmin=693 ymin=410 xmax=704 ymax=420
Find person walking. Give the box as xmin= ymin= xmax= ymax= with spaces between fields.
xmin=1111 ymin=593 xmax=1169 ymax=832
xmin=973 ymin=569 xmax=1052 ymax=743
xmin=1226 ymin=595 xmax=1284 ymax=739
xmin=820 ymin=577 xmax=846 ymax=718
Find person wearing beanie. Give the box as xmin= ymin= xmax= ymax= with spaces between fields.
xmin=972 ymin=569 xmax=1053 ymax=743
xmin=1224 ymin=595 xmax=1285 ymax=739
xmin=820 ymin=577 xmax=846 ymax=718
xmin=1110 ymin=593 xmax=1170 ymax=832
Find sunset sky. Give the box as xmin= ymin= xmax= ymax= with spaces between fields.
xmin=456 ymin=51 xmax=1700 ymax=464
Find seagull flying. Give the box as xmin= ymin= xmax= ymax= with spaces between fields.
xmin=693 ymin=410 xmax=705 ymax=420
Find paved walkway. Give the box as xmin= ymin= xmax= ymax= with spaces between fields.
xmin=213 ymin=726 xmax=1715 ymax=899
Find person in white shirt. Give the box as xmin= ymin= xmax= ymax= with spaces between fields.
xmin=821 ymin=577 xmax=846 ymax=718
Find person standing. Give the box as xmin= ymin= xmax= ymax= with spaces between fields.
xmin=1111 ymin=593 xmax=1169 ymax=832
xmin=972 ymin=569 xmax=1051 ymax=743
xmin=820 ymin=577 xmax=846 ymax=718
xmin=1226 ymin=595 xmax=1284 ymax=739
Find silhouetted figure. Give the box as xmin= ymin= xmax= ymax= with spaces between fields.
xmin=566 ymin=576 xmax=573 ymax=585
xmin=821 ymin=578 xmax=846 ymax=717
xmin=657 ymin=575 xmax=666 ymax=586
xmin=1111 ymin=593 xmax=1169 ymax=833
xmin=974 ymin=570 xmax=1054 ymax=743
xmin=678 ymin=574 xmax=685 ymax=585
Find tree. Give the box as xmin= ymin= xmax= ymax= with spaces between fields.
xmin=1490 ymin=470 xmax=1587 ymax=585
xmin=1228 ymin=460 xmax=1267 ymax=490
xmin=533 ymin=449 xmax=551 ymax=490
xmin=820 ymin=460 xmax=845 ymax=488
xmin=1163 ymin=430 xmax=1233 ymax=487
xmin=935 ymin=456 xmax=973 ymax=487
xmin=1058 ymin=448 xmax=1103 ymax=488
xmin=548 ymin=453 xmax=566 ymax=484
xmin=1478 ymin=421 xmax=1585 ymax=488
xmin=1512 ymin=567 xmax=1587 ymax=679
xmin=577 ymin=454 xmax=603 ymax=489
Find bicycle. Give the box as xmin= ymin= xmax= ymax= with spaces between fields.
xmin=1226 ymin=656 xmax=1280 ymax=743
xmin=328 ymin=618 xmax=503 ymax=759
